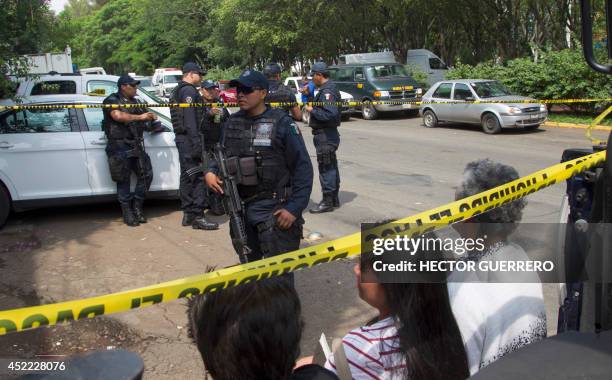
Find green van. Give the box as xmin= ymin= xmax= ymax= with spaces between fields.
xmin=328 ymin=63 xmax=422 ymax=120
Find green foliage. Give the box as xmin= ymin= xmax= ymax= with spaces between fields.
xmin=405 ymin=65 xmax=429 ymax=90
xmin=446 ymin=49 xmax=612 ymax=111
xmin=204 ymin=66 xmax=245 ymax=81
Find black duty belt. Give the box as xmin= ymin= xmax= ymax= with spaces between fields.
xmin=242 ymin=187 xmax=292 ymax=204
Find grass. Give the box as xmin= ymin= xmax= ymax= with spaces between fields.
xmin=548 ymin=112 xmax=612 ymax=126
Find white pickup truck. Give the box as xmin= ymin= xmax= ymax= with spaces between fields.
xmin=283 ymin=76 xmax=354 ymax=122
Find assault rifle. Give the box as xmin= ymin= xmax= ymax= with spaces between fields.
xmin=213 ymin=143 xmax=252 ymax=262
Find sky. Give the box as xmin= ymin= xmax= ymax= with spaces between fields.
xmin=49 ymin=0 xmax=70 ymax=14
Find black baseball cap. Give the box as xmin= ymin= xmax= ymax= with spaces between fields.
xmin=201 ymin=79 xmax=219 ymax=89
xmin=263 ymin=62 xmax=282 ymax=77
xmin=117 ymin=74 xmax=140 ymax=87
xmin=229 ymin=69 xmax=268 ymax=90
xmin=182 ymin=62 xmax=207 ymax=75
xmin=310 ymin=62 xmax=329 ymax=75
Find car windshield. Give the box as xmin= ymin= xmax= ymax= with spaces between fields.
xmin=366 ymin=65 xmax=410 ymax=79
xmin=137 ymin=88 xmax=166 ymax=104
xmin=138 ymin=79 xmax=152 ymax=87
xmin=470 ymin=81 xmax=513 ymax=98
xmin=164 ymin=75 xmax=182 ymax=84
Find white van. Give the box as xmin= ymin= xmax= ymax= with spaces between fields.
xmin=79 ymin=67 xmax=107 ymax=75
xmin=406 ymin=49 xmax=448 ymax=87
xmin=152 ymin=68 xmax=183 ymax=98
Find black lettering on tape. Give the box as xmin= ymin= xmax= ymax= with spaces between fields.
xmin=459 ymin=203 xmax=471 ymax=213
xmin=0 ymin=319 xmax=18 ymax=334
xmin=56 ymin=310 xmax=75 ymax=324
xmin=238 ymin=275 xmax=260 ymax=285
xmin=179 ymin=288 xmax=201 ymax=298
xmin=330 ymin=251 xmax=349 ymax=261
xmin=78 ymin=305 xmax=105 ymax=320
xmin=131 ymin=294 xmax=163 ymax=309
xmin=22 ymin=314 xmax=49 ymax=329
xmin=311 ymin=257 xmax=331 ymax=266
xmin=202 ymin=282 xmax=226 ymax=295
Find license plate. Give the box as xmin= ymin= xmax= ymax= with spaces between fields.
xmin=530 ymin=114 xmax=539 ymax=119
xmin=402 ymin=103 xmax=414 ymax=109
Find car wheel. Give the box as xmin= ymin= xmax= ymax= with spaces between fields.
xmin=481 ymin=113 xmax=502 ymax=134
xmin=302 ymin=106 xmax=310 ymax=124
xmin=0 ymin=184 xmax=10 ymax=229
xmin=341 ymin=113 xmax=351 ymax=122
xmin=362 ymin=101 xmax=378 ymax=120
xmin=525 ymin=124 xmax=540 ymax=131
xmin=423 ymin=109 xmax=438 ymax=128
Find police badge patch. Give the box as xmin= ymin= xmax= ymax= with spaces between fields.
xmin=325 ymin=93 xmax=332 ymax=101
xmin=185 ymin=96 xmax=193 ymax=103
xmin=253 ymin=122 xmax=273 ymax=146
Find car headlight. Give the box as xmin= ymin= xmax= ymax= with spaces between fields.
xmin=540 ymin=104 xmax=547 ymax=111
xmin=507 ymin=106 xmax=522 ymax=114
xmin=416 ymin=88 xmax=423 ymax=95
xmin=373 ymin=91 xmax=390 ymax=98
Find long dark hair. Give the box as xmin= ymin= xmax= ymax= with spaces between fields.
xmin=361 ymin=240 xmax=469 ymax=380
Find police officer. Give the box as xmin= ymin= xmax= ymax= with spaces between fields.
xmin=103 ymin=74 xmax=157 ymax=226
xmin=263 ymin=62 xmax=302 ymax=121
xmin=199 ymin=79 xmax=229 ymax=216
xmin=306 ymin=62 xmax=341 ymax=213
xmin=205 ymin=70 xmax=313 ymax=263
xmin=170 ymin=62 xmax=219 ymax=230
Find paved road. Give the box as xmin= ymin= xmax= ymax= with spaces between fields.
xmin=0 ymin=115 xmax=608 ymax=379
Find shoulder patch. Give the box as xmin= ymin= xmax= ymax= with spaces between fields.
xmin=325 ymin=93 xmax=332 ymax=101
xmin=185 ymin=96 xmax=193 ymax=104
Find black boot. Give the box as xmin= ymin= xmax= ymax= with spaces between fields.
xmin=192 ymin=216 xmax=219 ymax=230
xmin=182 ymin=213 xmax=196 ymax=227
xmin=310 ymin=194 xmax=335 ymax=214
xmin=333 ymin=191 xmax=340 ymax=208
xmin=133 ymin=200 xmax=147 ymax=224
xmin=120 ymin=204 xmax=139 ymax=227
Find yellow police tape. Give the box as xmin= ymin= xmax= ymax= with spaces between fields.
xmin=0 ymin=150 xmax=606 ymax=335
xmin=0 ymin=98 xmax=611 ymax=111
xmin=586 ymin=105 xmax=612 ymax=146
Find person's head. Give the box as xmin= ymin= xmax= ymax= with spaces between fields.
xmin=187 ymin=276 xmax=303 ymax=380
xmin=182 ymin=62 xmax=207 ymax=86
xmin=356 ymin=222 xmax=469 ymax=380
xmin=263 ymin=62 xmax=282 ymax=81
xmin=454 ymin=159 xmax=527 ymax=241
xmin=200 ymin=79 xmax=220 ymax=101
xmin=229 ymin=69 xmax=269 ymax=115
xmin=117 ymin=74 xmax=140 ymax=98
xmin=310 ymin=62 xmax=330 ymax=86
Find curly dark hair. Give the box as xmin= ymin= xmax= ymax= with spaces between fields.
xmin=186 ymin=276 xmax=303 ymax=380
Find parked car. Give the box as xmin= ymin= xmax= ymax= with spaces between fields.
xmin=3 ymin=72 xmax=170 ymax=119
xmin=152 ymin=68 xmax=182 ymax=98
xmin=79 ymin=67 xmax=107 ymax=75
xmin=135 ymin=76 xmax=157 ymax=94
xmin=217 ymin=80 xmax=238 ymax=104
xmin=419 ymin=79 xmax=548 ymax=134
xmin=283 ymin=76 xmax=355 ymax=122
xmin=0 ymin=94 xmax=179 ymax=227
xmin=328 ymin=63 xmax=422 ymax=120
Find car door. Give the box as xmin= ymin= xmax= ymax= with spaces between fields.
xmin=429 ymin=82 xmax=453 ymax=121
xmin=78 ymin=105 xmax=179 ymax=195
xmin=451 ymin=83 xmax=478 ymax=123
xmin=0 ymin=107 xmax=91 ymax=200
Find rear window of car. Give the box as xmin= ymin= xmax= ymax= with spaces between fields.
xmin=87 ymin=80 xmax=117 ymax=96
xmin=30 ymin=81 xmax=77 ymax=95
xmin=0 ymin=108 xmax=73 ymax=133
xmin=433 ymin=83 xmax=452 ymax=99
xmin=331 ymin=67 xmax=354 ymax=82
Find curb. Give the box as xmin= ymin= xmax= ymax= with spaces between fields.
xmin=543 ymin=121 xmax=612 ymax=131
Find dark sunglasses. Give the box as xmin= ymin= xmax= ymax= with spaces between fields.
xmin=236 ymin=86 xmax=263 ymax=94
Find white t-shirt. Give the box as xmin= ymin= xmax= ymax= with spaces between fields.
xmin=448 ymin=242 xmax=547 ymax=375
xmin=324 ymin=317 xmax=406 ymax=380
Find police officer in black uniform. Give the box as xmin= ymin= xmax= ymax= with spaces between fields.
xmin=263 ymin=62 xmax=302 ymax=121
xmin=103 ymin=75 xmax=157 ymax=226
xmin=199 ymin=79 xmax=230 ymax=216
xmin=306 ymin=62 xmax=342 ymax=213
xmin=170 ymin=62 xmax=218 ymax=230
xmin=205 ymin=70 xmax=313 ymax=263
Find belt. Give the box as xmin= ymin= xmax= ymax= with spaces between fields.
xmin=242 ymin=187 xmax=292 ymax=204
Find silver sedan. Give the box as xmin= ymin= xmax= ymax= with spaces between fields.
xmin=419 ymin=80 xmax=548 ymax=134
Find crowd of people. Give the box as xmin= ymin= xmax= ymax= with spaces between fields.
xmin=101 ymin=63 xmax=547 ymax=379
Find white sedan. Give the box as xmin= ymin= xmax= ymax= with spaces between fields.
xmin=0 ymin=95 xmax=179 ymax=227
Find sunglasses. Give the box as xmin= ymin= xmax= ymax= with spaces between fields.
xmin=236 ymin=86 xmax=263 ymax=95
xmin=127 ymin=83 xmax=138 ymax=88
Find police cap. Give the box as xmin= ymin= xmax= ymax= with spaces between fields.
xmin=229 ymin=69 xmax=269 ymax=90
xmin=263 ymin=62 xmax=282 ymax=78
xmin=182 ymin=62 xmax=207 ymax=76
xmin=310 ymin=61 xmax=329 ymax=75
xmin=117 ymin=74 xmax=140 ymax=87
xmin=201 ymin=79 xmax=219 ymax=89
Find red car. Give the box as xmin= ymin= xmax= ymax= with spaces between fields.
xmin=218 ymin=80 xmax=237 ymax=104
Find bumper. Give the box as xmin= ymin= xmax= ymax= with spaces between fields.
xmin=374 ymin=99 xmax=420 ymax=112
xmin=500 ymin=112 xmax=548 ymax=128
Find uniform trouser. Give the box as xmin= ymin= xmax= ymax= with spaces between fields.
xmin=204 ymin=150 xmax=224 ymax=213
xmin=313 ymin=131 xmax=340 ymax=195
xmin=229 ymin=199 xmax=303 ymax=264
xmin=177 ymin=141 xmax=207 ymax=216
xmin=106 ymin=142 xmax=152 ymax=206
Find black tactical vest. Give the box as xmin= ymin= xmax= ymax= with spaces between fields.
xmin=102 ymin=93 xmax=145 ymax=140
xmin=265 ymin=80 xmax=294 ymax=113
xmin=223 ymin=108 xmax=291 ymax=199
xmin=169 ymin=81 xmax=205 ymax=135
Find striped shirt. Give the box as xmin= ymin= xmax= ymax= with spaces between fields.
xmin=324 ymin=317 xmax=406 ymax=379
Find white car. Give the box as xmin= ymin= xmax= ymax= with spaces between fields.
xmin=0 ymin=94 xmax=179 ymax=227
xmin=283 ymin=76 xmax=355 ymax=122
xmin=5 ymin=72 xmax=170 ymax=119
